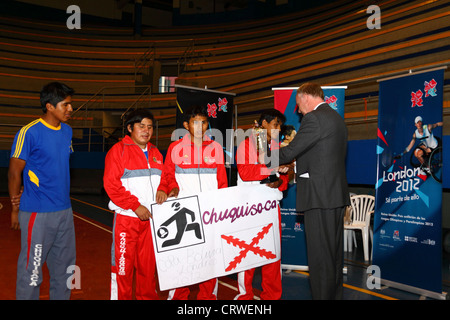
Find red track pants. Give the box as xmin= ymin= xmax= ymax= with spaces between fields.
xmin=234 ymin=260 xmax=282 ymax=300
xmin=111 ymin=214 xmax=158 ymax=300
xmin=234 ymin=206 xmax=282 ymax=300
xmin=168 ymin=278 xmax=218 ymax=300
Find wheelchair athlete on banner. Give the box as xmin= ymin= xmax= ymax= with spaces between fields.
xmin=394 ymin=116 xmax=443 ymax=182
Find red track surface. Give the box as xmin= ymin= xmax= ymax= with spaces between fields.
xmin=0 ymin=197 xmax=254 ymax=300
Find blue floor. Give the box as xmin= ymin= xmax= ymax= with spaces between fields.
xmin=70 ymin=193 xmax=450 ymax=301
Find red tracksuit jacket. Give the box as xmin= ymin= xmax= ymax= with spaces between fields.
xmin=158 ymin=134 xmax=228 ymax=196
xmin=104 ymin=134 xmax=165 ymax=217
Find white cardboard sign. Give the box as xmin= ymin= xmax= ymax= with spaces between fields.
xmin=150 ymin=184 xmax=282 ymax=291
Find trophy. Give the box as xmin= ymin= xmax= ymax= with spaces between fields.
xmin=252 ymin=120 xmax=278 ymax=184
xmin=252 ymin=120 xmax=265 ymax=155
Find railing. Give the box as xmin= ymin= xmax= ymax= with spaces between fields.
xmin=70 ymin=85 xmax=151 ymax=121
xmin=177 ymin=39 xmax=196 ymax=75
xmin=120 ymin=86 xmax=152 ymax=119
xmin=134 ymin=39 xmax=197 ymax=80
xmin=67 ymin=85 xmax=153 ymax=150
xmin=135 ymin=43 xmax=156 ymax=82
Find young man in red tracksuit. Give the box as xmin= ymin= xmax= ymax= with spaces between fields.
xmin=104 ymin=109 xmax=168 ymax=300
xmin=157 ymin=105 xmax=228 ymax=300
xmin=234 ymin=109 xmax=289 ymax=300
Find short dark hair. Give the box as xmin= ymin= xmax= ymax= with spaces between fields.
xmin=257 ymin=109 xmax=286 ymax=126
xmin=183 ymin=105 xmax=208 ymax=123
xmin=281 ymin=124 xmax=296 ymax=137
xmin=40 ymin=82 xmax=75 ymax=113
xmin=124 ymin=108 xmax=155 ymax=136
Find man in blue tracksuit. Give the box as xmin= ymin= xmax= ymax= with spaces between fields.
xmin=8 ymin=82 xmax=76 ymax=300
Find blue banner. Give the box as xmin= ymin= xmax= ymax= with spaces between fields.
xmin=273 ymin=86 xmax=346 ymax=269
xmin=373 ymin=69 xmax=444 ymax=295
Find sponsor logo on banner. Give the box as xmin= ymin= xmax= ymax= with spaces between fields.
xmin=207 ymin=97 xmax=229 ymax=118
xmin=325 ymin=95 xmax=338 ymax=110
xmin=424 ymin=79 xmax=437 ymax=97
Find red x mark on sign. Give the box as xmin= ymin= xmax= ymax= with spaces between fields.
xmin=221 ymin=223 xmax=276 ymax=272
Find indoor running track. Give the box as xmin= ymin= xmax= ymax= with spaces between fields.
xmin=0 ymin=196 xmax=254 ymax=300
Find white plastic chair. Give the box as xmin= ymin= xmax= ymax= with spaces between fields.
xmin=343 ymin=206 xmax=357 ymax=252
xmin=344 ymin=195 xmax=375 ymax=261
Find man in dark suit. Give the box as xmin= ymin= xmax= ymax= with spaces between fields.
xmin=277 ymin=82 xmax=350 ymax=299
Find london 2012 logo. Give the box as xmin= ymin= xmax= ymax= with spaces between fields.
xmin=325 ymin=95 xmax=338 ymax=111
xmin=410 ymin=79 xmax=438 ymax=108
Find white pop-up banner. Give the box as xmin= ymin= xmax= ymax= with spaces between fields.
xmin=150 ymin=184 xmax=282 ymax=291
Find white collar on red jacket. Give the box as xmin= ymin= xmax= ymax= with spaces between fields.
xmin=121 ymin=134 xmax=156 ymax=150
xmin=178 ymin=133 xmax=215 ymax=147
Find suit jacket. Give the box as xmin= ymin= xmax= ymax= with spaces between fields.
xmin=278 ymin=103 xmax=350 ymax=212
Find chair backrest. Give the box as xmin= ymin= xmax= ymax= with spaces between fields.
xmin=350 ymin=195 xmax=375 ymax=224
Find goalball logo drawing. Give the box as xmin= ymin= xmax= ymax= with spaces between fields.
xmin=152 ymin=196 xmax=205 ymax=253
